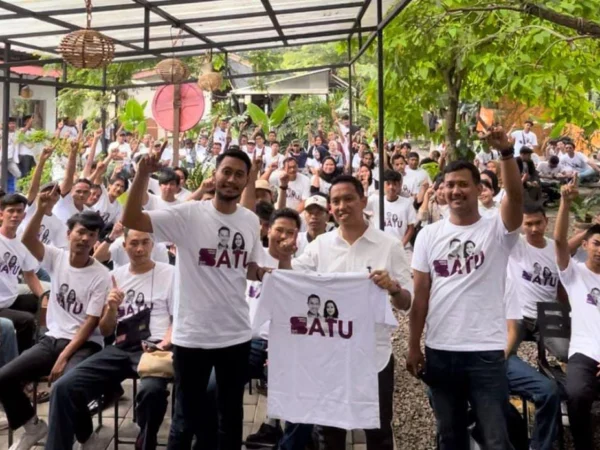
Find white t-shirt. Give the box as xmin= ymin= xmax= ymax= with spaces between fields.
xmin=108 ymin=237 xmax=170 ymax=270
xmin=160 ymin=146 xmax=187 ymax=165
xmin=147 ymin=200 xmax=262 ymax=348
xmin=412 ymin=213 xmax=519 ymax=351
xmin=42 ymin=245 xmax=110 ymax=347
xmin=213 ymin=128 xmax=227 ymax=149
xmin=292 ymin=226 xmax=410 ymax=370
xmin=366 ymin=195 xmax=417 ymax=243
xmin=511 ymin=130 xmax=538 ymax=155
xmin=506 ymin=237 xmax=559 ymax=319
xmin=403 ymin=168 xmax=431 ymax=196
xmin=263 ymin=152 xmax=284 ymax=170
xmin=246 ymin=247 xmax=278 ymax=341
xmin=143 ymin=194 xmax=182 ymax=211
xmin=254 ymin=270 xmax=392 ymax=429
xmin=478 ymin=203 xmax=499 ymax=218
xmin=108 ymin=141 xmax=132 ymax=163
xmin=475 ymin=150 xmax=498 ymax=167
xmin=92 ymin=185 xmax=122 ymax=227
xmin=537 ymin=162 xmax=570 ymax=178
xmin=269 ymin=172 xmax=311 ymax=210
xmin=53 ymin=193 xmax=91 ymax=224
xmin=111 ymin=262 xmax=174 ymax=341
xmin=559 ymin=152 xmax=590 ymax=172
xmin=175 ymin=187 xmax=191 ymax=202
xmin=559 ymin=260 xmax=600 ymax=362
xmin=19 ymin=203 xmax=68 ymax=250
xmin=0 ymin=234 xmax=39 ymax=309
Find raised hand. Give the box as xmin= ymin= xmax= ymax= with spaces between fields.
xmin=37 ymin=184 xmax=59 ymax=210
xmin=40 ymin=146 xmax=54 ymax=162
xmin=109 ymin=222 xmax=124 ymax=241
xmin=561 ymin=173 xmax=579 ymax=203
xmin=477 ymin=115 xmax=512 ymax=152
xmin=107 ymin=275 xmax=125 ymax=311
xmin=200 ymin=176 xmax=216 ymax=193
xmin=138 ymin=144 xmax=165 ymax=176
xmin=279 ymin=171 xmax=289 ymax=188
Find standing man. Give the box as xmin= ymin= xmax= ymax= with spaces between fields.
xmin=122 ymin=148 xmax=264 ymax=450
xmin=296 ymin=195 xmax=329 ymax=256
xmin=276 ymin=175 xmax=412 ymax=450
xmin=510 ymin=120 xmax=538 ymax=156
xmin=407 ymin=126 xmax=523 ymax=450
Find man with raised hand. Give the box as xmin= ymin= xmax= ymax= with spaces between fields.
xmin=122 ymin=147 xmax=265 ymax=450
xmin=408 ymin=123 xmax=523 ymax=450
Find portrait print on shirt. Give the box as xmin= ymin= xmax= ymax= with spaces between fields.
xmin=291 ymin=294 xmax=351 ymax=338
xmin=586 ymin=287 xmax=600 ymax=306
xmin=384 ymin=212 xmax=403 ymax=229
xmin=39 ymin=224 xmax=51 ymax=244
xmin=118 ymin=287 xmax=151 ymax=318
xmin=55 ymin=283 xmax=84 ymax=315
xmin=433 ymin=238 xmax=485 ymax=278
xmin=521 ymin=262 xmax=558 ymax=287
xmin=198 ymin=226 xmax=251 ymax=270
xmin=0 ymin=251 xmax=22 ymax=275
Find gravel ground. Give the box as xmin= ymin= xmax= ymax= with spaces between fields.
xmin=388 ymin=205 xmax=600 ymax=450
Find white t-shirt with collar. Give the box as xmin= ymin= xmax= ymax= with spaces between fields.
xmin=0 ymin=233 xmax=39 ymax=309
xmin=558 ymin=260 xmax=600 ymax=362
xmin=506 ymin=237 xmax=559 ymax=319
xmin=412 ymin=213 xmax=519 ymax=351
xmin=42 ymin=245 xmax=111 ymax=347
xmin=111 ymin=262 xmax=174 ymax=342
xmin=53 ymin=193 xmax=91 ymax=224
xmin=92 ymin=185 xmax=122 ymax=227
xmin=292 ymin=225 xmax=411 ymax=370
xmin=147 ymin=200 xmax=262 ymax=349
xmin=269 ymin=172 xmax=311 ymax=211
xmin=19 ymin=203 xmax=69 ymax=250
xmin=108 ymin=237 xmax=170 ymax=270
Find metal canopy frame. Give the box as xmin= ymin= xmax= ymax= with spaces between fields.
xmin=0 ymin=0 xmax=414 ymax=229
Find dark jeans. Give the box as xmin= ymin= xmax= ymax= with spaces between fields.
xmin=314 ymin=355 xmax=395 ymax=450
xmin=18 ymin=155 xmax=36 ymax=178
xmin=45 ymin=345 xmax=169 ymax=450
xmin=566 ymin=352 xmax=600 ymax=450
xmin=0 ymin=335 xmax=100 ymax=430
xmin=167 ymin=341 xmax=251 ymax=450
xmin=424 ymin=347 xmax=514 ymax=450
xmin=507 ymin=355 xmax=560 ymax=450
xmin=0 ymin=293 xmax=39 ymax=353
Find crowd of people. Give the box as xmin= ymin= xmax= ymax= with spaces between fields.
xmin=0 ymin=110 xmax=597 ymax=450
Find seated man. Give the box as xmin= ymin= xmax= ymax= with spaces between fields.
xmin=46 ymin=229 xmax=174 ymax=450
xmin=537 ymin=155 xmax=571 ymax=206
xmin=555 ymin=176 xmax=600 ymax=450
xmin=1 ymin=201 xmax=110 ymax=450
xmin=559 ymin=141 xmax=599 ymax=183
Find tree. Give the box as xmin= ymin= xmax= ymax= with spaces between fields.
xmin=360 ymin=0 xmax=600 ymax=157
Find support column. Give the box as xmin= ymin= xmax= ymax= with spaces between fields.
xmin=347 ymin=38 xmax=353 ymax=146
xmin=376 ymin=0 xmax=385 ymax=230
xmin=101 ymin=66 xmax=107 ymax=153
xmin=1 ymin=42 xmax=10 ymax=192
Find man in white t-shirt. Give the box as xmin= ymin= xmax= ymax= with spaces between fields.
xmin=122 ymin=148 xmax=266 ymax=449
xmin=173 ymin=167 xmax=192 ymax=201
xmin=559 ymin=141 xmax=599 ymax=183
xmin=6 ymin=207 xmax=111 ymax=449
xmin=263 ymin=141 xmax=284 ymax=171
xmin=46 ymin=229 xmax=174 ymax=450
xmin=554 ymin=176 xmax=600 ymax=450
xmin=296 ymin=195 xmax=329 ymax=257
xmin=510 ymin=120 xmax=538 ymax=156
xmin=142 ymin=168 xmax=183 ymax=211
xmin=195 ymin=133 xmax=209 ymax=162
xmin=53 ymin=141 xmax=92 ymax=224
xmin=90 ymin=176 xmax=127 ymax=228
xmin=255 ymin=134 xmax=271 ymax=160
xmin=403 ymin=152 xmax=431 ymax=197
xmin=263 ymin=158 xmax=311 ymax=212
xmin=275 ymin=175 xmax=412 ymax=450
xmin=390 ymin=154 xmax=412 ymax=198
xmin=212 ymin=117 xmax=229 ymax=150
xmin=107 ymin=132 xmax=132 ymax=163
xmin=408 ymin=126 xmax=523 ymax=450
xmin=367 ymin=170 xmax=417 ymax=248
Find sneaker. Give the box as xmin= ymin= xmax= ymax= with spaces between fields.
xmin=0 ymin=410 xmax=8 ymax=431
xmin=76 ymin=432 xmax=100 ymax=450
xmin=8 ymin=419 xmax=47 ymax=450
xmin=245 ymin=423 xmax=283 ymax=449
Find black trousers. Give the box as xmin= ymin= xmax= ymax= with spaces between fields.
xmin=566 ymin=352 xmax=600 ymax=450
xmin=315 ymin=355 xmax=395 ymax=450
xmin=0 ymin=294 xmax=39 ymax=353
xmin=167 ymin=341 xmax=251 ymax=450
xmin=0 ymin=335 xmax=100 ymax=430
xmin=18 ymin=155 xmax=36 ymax=178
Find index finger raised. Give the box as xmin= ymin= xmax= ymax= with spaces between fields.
xmin=111 ymin=275 xmax=118 ymax=289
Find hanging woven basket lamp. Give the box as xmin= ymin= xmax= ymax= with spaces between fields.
xmin=57 ymin=0 xmax=115 ymax=69
xmin=197 ymin=52 xmax=223 ymax=92
xmin=155 ymin=58 xmax=190 ymax=84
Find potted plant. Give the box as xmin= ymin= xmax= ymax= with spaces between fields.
xmin=571 ymin=193 xmax=600 ymax=229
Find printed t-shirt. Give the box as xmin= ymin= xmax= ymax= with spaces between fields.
xmin=109 ymin=236 xmax=169 ymax=270
xmin=147 ymin=200 xmax=262 ymax=348
xmin=254 ymin=270 xmax=392 ymax=430
xmin=247 ymin=247 xmax=278 ymax=341
xmin=269 ymin=172 xmax=311 ymax=210
xmin=506 ymin=237 xmax=559 ymax=319
xmin=53 ymin=193 xmax=91 ymax=224
xmin=19 ymin=203 xmax=68 ymax=249
xmin=558 ymin=260 xmax=600 ymax=362
xmin=0 ymin=234 xmax=38 ymax=309
xmin=412 ymin=213 xmax=519 ymax=351
xmin=42 ymin=245 xmax=111 ymax=347
xmin=366 ymin=195 xmax=417 ymax=243
xmin=403 ymin=168 xmax=431 ymax=196
xmin=111 ymin=262 xmax=174 ymax=341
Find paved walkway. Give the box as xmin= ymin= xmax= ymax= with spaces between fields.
xmin=0 ymin=380 xmax=367 ymax=449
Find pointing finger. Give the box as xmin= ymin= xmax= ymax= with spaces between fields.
xmin=111 ymin=275 xmax=118 ymax=289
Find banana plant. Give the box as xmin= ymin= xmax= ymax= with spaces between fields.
xmin=119 ymin=98 xmax=148 ymax=137
xmin=245 ymin=97 xmax=289 ymax=135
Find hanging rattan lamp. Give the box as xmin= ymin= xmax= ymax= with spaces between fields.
xmin=197 ymin=52 xmax=223 ymax=92
xmin=57 ymin=0 xmax=115 ymax=69
xmin=155 ymin=58 xmax=190 ymax=84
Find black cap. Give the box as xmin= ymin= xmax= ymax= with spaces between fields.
xmin=520 ymin=146 xmax=533 ymax=154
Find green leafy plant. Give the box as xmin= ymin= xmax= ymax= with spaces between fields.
xmin=118 ymin=98 xmax=148 ymax=137
xmin=245 ymin=97 xmax=290 ymax=135
xmin=571 ymin=194 xmax=600 ymax=223
xmin=15 ymin=129 xmax=53 ymax=146
xmin=17 ymin=159 xmax=53 ymax=194
xmin=420 ymin=162 xmax=440 ymax=182
xmin=186 ymin=163 xmax=214 ymax=192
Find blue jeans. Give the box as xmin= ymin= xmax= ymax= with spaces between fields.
xmin=278 ymin=423 xmax=314 ymax=450
xmin=424 ymin=347 xmax=514 ymax=450
xmin=0 ymin=318 xmax=17 ymax=368
xmin=507 ymin=355 xmax=560 ymax=450
xmin=577 ymin=167 xmax=597 ymax=182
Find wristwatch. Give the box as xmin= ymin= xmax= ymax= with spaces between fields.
xmin=104 ymin=236 xmax=115 ymax=244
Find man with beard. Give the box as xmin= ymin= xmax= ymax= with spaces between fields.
xmin=122 ymin=148 xmax=266 ymax=450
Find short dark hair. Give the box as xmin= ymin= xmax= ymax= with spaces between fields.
xmin=480 ymin=179 xmax=493 ymax=191
xmin=111 ymin=175 xmax=129 ymax=191
xmin=216 ymin=149 xmax=251 ymax=173
xmin=0 ymin=193 xmax=27 ymax=210
xmin=523 ymin=203 xmax=546 ymax=217
xmin=584 ymin=224 xmax=600 ymax=241
xmin=408 ymin=151 xmax=420 ymax=160
xmin=213 ymin=141 xmax=222 ymax=147
xmin=283 ymin=157 xmax=297 ymax=167
xmin=341 ymin=114 xmax=349 ymax=121
xmin=255 ymin=201 xmax=275 ymax=222
xmin=271 ymin=141 xmax=280 ymax=146
xmin=524 ymin=120 xmax=534 ymax=126
xmin=218 ymin=226 xmax=230 ymax=235
xmin=391 ymin=153 xmax=406 ymax=164
xmin=91 ymin=183 xmax=102 ymax=191
xmin=66 ymin=210 xmax=105 ymax=232
xmin=307 ymin=294 xmax=321 ymax=304
xmin=549 ymin=155 xmax=560 ymax=165
xmin=444 ymin=160 xmax=480 ymax=185
xmin=174 ymin=166 xmax=189 ymax=181
xmin=330 ymin=175 xmax=365 ymax=198
xmin=74 ymin=178 xmax=92 ymax=188
xmin=400 ymin=142 xmax=412 ymax=150
xmin=481 ymin=169 xmax=499 ymax=195
xmin=269 ymin=207 xmax=301 ymax=230
xmin=383 ymin=169 xmax=403 ymax=184
xmin=157 ymin=168 xmax=180 ymax=186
